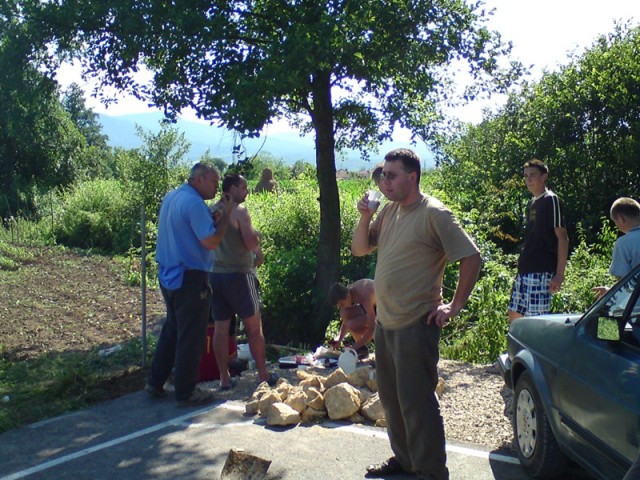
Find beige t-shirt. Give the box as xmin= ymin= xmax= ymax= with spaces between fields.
xmin=370 ymin=195 xmax=479 ymax=330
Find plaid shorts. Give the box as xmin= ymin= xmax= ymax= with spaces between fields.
xmin=508 ymin=272 xmax=554 ymax=316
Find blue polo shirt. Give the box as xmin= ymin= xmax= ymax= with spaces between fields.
xmin=156 ymin=183 xmax=216 ymax=290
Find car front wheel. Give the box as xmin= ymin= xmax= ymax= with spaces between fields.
xmin=514 ymin=371 xmax=568 ymax=478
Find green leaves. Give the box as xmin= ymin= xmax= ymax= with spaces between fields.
xmin=438 ymin=22 xmax=640 ymax=250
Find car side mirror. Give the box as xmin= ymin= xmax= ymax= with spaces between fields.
xmin=596 ymin=316 xmax=621 ymax=341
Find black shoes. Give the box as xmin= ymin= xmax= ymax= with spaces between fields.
xmin=218 ymin=378 xmax=237 ymax=392
xmin=144 ymin=383 xmax=166 ymax=398
xmin=365 ymin=457 xmax=406 ymax=477
xmin=266 ymin=372 xmax=280 ymax=387
xmin=356 ymin=345 xmax=370 ymax=360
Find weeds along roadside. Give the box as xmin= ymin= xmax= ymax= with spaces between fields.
xmin=0 ymin=336 xmax=156 ymax=434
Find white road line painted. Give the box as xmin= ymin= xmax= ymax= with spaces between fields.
xmin=1 ymin=403 xmax=231 ymax=480
xmin=1 ymin=402 xmax=519 ymax=479
xmin=448 ymin=444 xmax=521 ymax=465
xmin=324 ymin=422 xmax=521 ymax=465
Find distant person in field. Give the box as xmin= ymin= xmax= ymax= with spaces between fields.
xmin=327 ymin=279 xmax=376 ymax=359
xmin=254 ymin=167 xmax=279 ymax=193
xmin=146 ymin=163 xmax=232 ymax=407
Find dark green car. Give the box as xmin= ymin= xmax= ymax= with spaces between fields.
xmin=499 ymin=264 xmax=640 ymax=479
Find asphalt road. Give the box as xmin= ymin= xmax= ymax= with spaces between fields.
xmin=0 ymin=390 xmax=590 ymax=480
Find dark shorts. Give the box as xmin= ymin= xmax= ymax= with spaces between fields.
xmin=210 ymin=272 xmax=261 ymax=320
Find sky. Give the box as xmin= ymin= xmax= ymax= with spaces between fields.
xmin=56 ymin=0 xmax=640 ymax=129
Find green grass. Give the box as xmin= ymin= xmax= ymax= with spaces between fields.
xmin=0 ymin=240 xmax=35 ymax=271
xmin=0 ymin=336 xmax=155 ymax=433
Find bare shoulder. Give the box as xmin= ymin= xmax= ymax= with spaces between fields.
xmin=234 ymin=204 xmax=252 ymax=222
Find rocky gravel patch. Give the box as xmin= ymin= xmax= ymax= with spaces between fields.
xmin=203 ymin=358 xmax=515 ymax=452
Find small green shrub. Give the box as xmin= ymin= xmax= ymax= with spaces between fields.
xmin=0 ymin=216 xmax=50 ymax=246
xmin=259 ymin=246 xmax=318 ymax=344
xmin=551 ymin=226 xmax=613 ymax=313
xmin=247 ymin=181 xmax=320 ymax=344
xmin=50 ymin=180 xmax=136 ymax=253
xmin=0 ymin=240 xmax=35 ymax=271
xmin=441 ymin=260 xmax=513 ymax=363
xmin=121 ymin=220 xmax=159 ymax=287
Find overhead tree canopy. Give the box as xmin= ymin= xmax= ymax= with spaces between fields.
xmin=27 ymin=0 xmax=519 ymax=341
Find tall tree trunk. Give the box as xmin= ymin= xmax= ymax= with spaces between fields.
xmin=310 ymin=71 xmax=341 ymax=344
xmin=0 ymin=140 xmax=17 ymax=218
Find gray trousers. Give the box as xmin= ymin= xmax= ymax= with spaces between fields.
xmin=147 ymin=270 xmax=211 ymax=401
xmin=375 ymin=319 xmax=449 ymax=480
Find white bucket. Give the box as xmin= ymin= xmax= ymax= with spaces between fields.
xmin=338 ymin=347 xmax=358 ymax=374
xmin=237 ymin=343 xmax=253 ymax=361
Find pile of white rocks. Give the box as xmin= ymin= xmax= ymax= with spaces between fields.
xmin=245 ymin=366 xmax=445 ymax=428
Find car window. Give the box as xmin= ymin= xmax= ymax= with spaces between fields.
xmin=602 ymin=274 xmax=638 ymax=319
xmin=592 ymin=271 xmax=640 ymax=344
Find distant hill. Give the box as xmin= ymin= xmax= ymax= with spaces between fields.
xmin=97 ymin=112 xmax=435 ymax=172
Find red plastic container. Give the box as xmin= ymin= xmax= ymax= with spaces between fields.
xmin=199 ymin=325 xmax=237 ymax=381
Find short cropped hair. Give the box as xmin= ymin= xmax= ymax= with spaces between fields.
xmin=384 ymin=148 xmax=421 ymax=186
xmin=371 ymin=164 xmax=383 ymax=184
xmin=189 ymin=162 xmax=218 ymax=181
xmin=610 ymin=197 xmax=640 ymax=221
xmin=328 ymin=283 xmax=349 ymax=306
xmin=221 ymin=173 xmax=246 ymax=193
xmin=523 ymin=158 xmax=549 ymax=175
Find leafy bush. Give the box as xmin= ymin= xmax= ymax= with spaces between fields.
xmin=441 ymin=260 xmax=513 ymax=363
xmin=49 ymin=180 xmax=136 ymax=252
xmin=247 ymin=177 xmax=376 ymax=344
xmin=120 ymin=219 xmax=159 ymax=288
xmin=247 ymin=180 xmax=320 ymax=343
xmin=551 ymin=223 xmax=615 ymax=313
xmin=0 ymin=215 xmax=51 ymax=246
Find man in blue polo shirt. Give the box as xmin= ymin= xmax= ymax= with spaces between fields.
xmin=146 ymin=163 xmax=233 ymax=407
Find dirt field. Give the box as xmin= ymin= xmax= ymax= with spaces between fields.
xmin=0 ymin=246 xmax=166 ymax=361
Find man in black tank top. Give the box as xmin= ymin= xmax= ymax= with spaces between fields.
xmin=209 ymin=174 xmax=277 ymax=389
